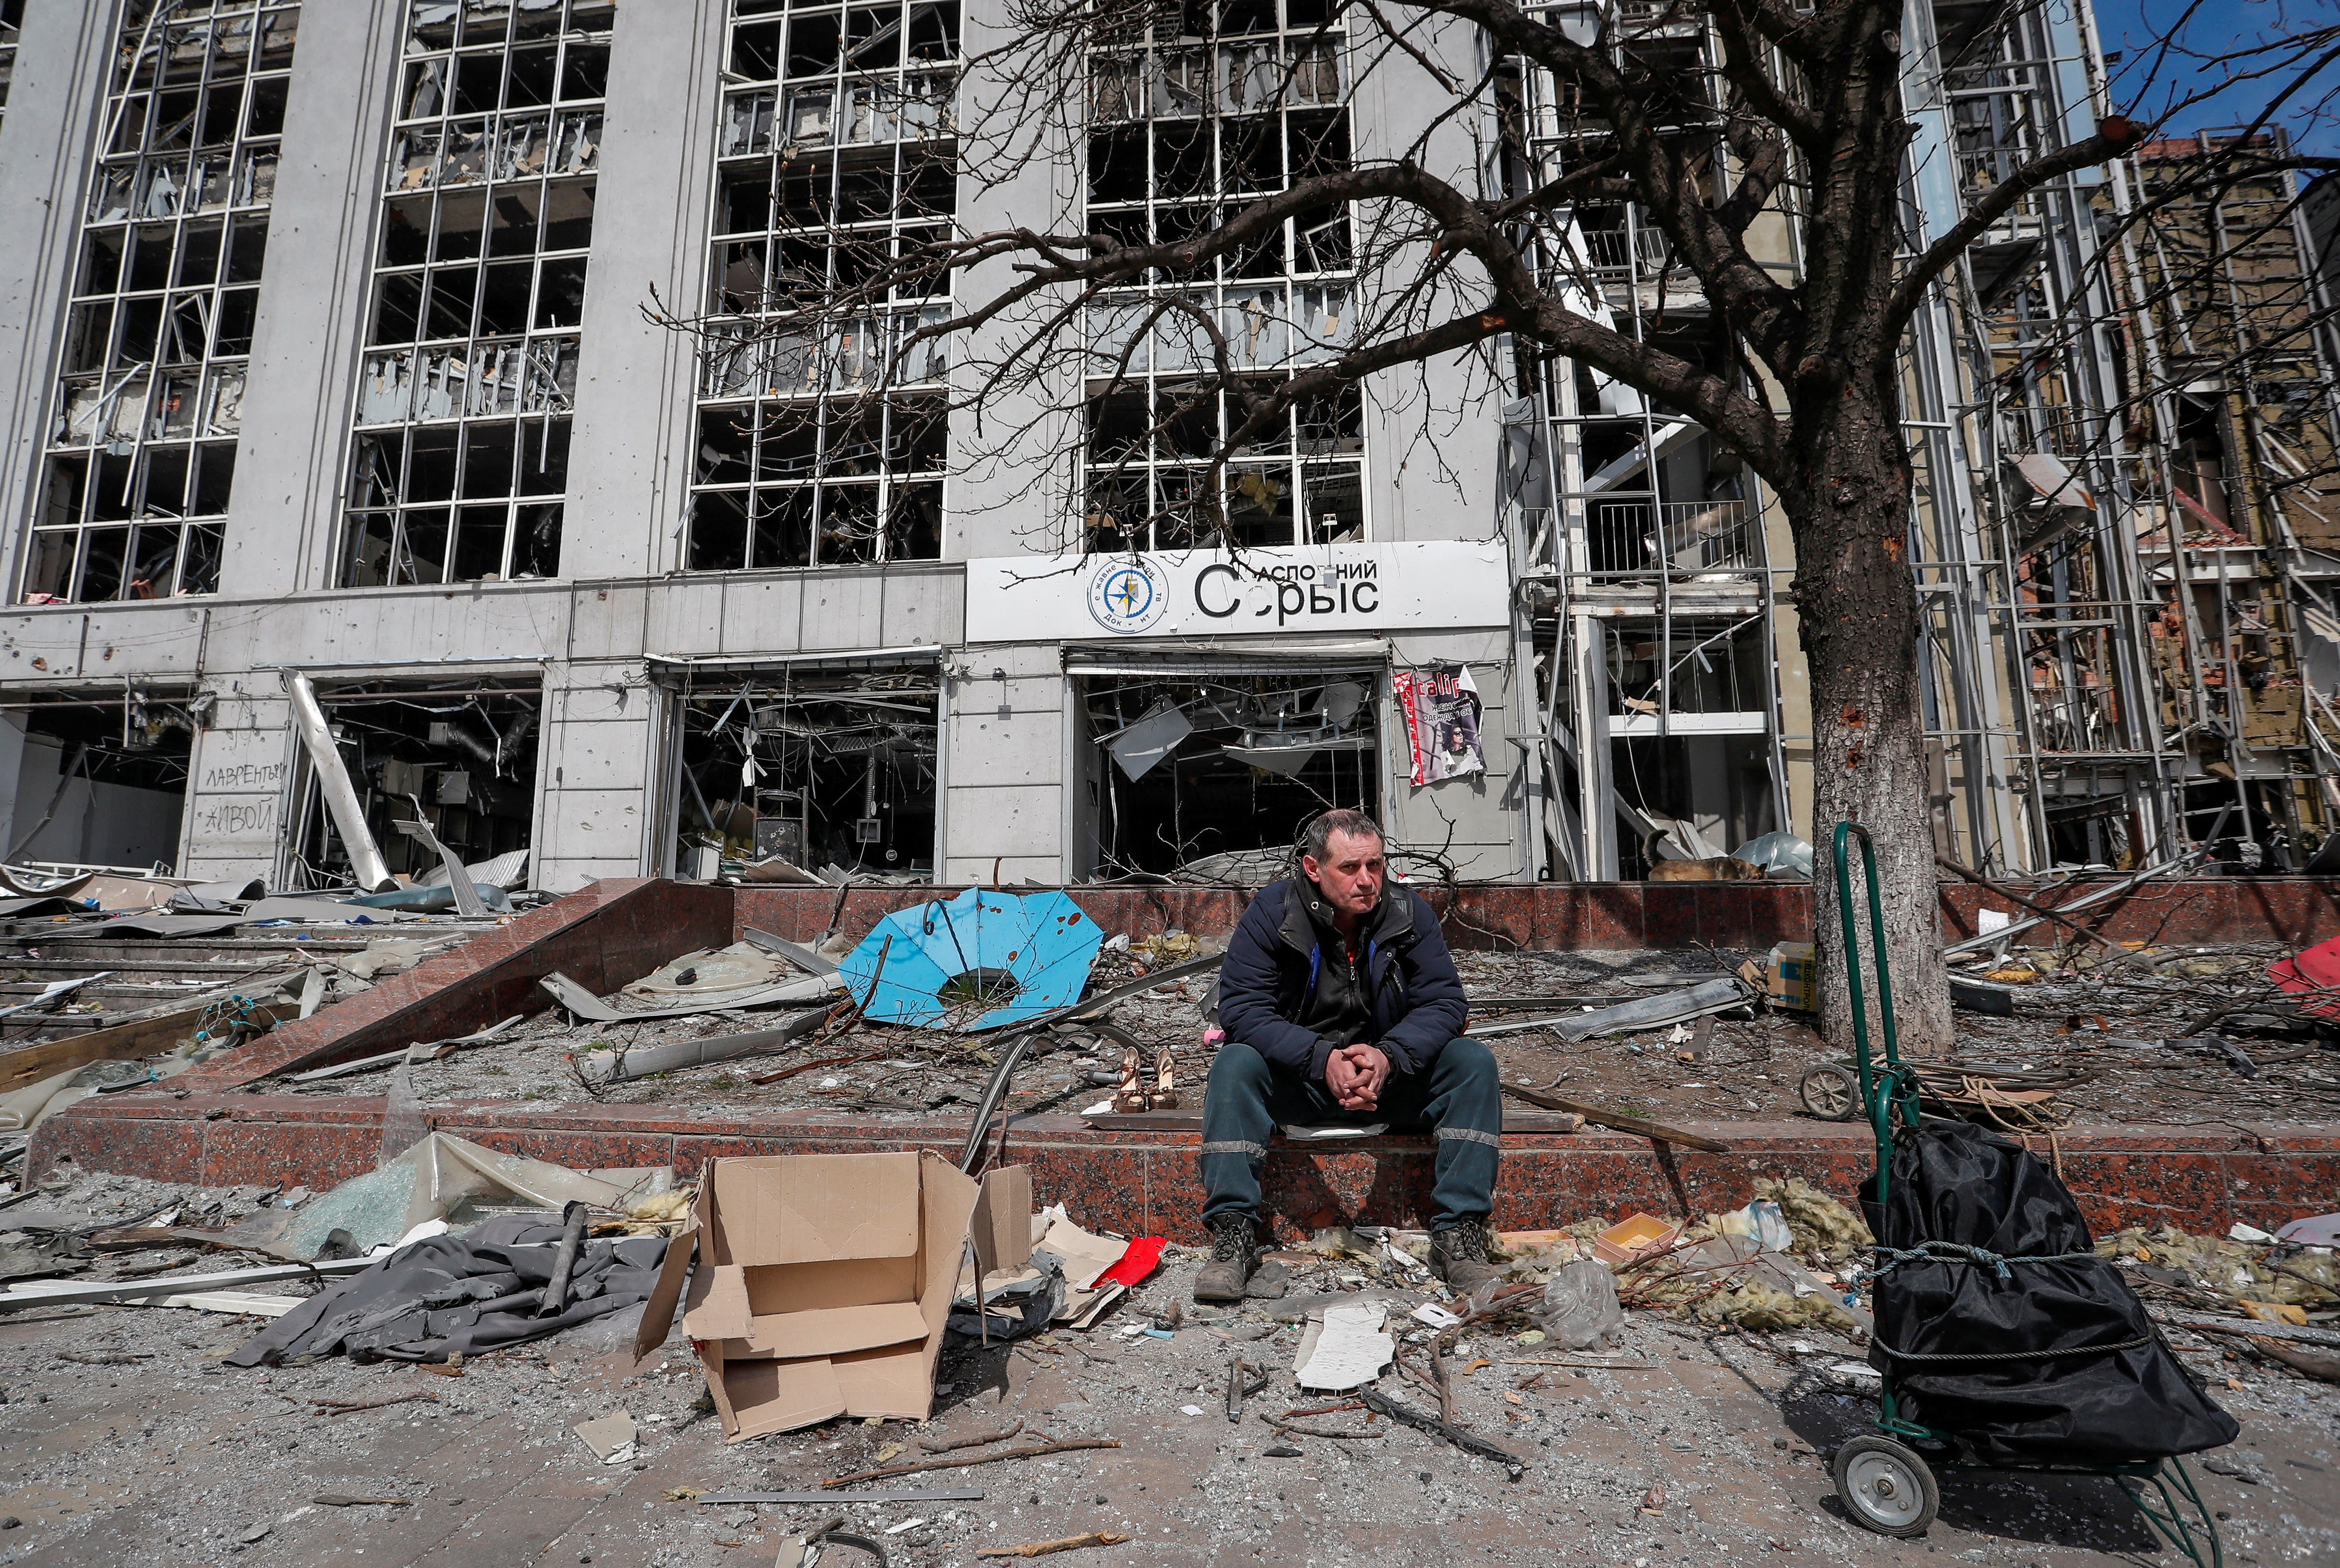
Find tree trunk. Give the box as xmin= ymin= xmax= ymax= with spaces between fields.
xmin=1791 ymin=384 xmax=1957 ymax=1057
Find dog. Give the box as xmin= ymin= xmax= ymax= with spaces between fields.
xmin=1646 ymin=855 xmax=1764 ymax=881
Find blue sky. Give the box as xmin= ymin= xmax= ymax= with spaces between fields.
xmin=2098 ymin=0 xmax=2340 ymax=156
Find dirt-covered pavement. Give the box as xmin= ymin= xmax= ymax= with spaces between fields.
xmin=2 ymin=1166 xmax=2335 ymax=1568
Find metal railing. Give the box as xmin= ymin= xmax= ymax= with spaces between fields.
xmin=1579 ymin=226 xmax=1671 ymax=274
xmin=1581 ymin=499 xmax=1754 ymax=577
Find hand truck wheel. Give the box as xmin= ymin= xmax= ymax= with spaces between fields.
xmin=1799 ymin=1063 xmax=1862 ymax=1121
xmin=1833 ymin=1435 xmax=1939 ymax=1537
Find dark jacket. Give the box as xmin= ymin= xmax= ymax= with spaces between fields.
xmin=1215 ymin=877 xmax=1468 ymax=1081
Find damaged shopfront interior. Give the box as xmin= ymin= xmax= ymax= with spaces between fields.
xmin=1075 ymin=659 xmax=1380 ymax=883
xmin=286 ymin=678 xmax=540 ymax=889
xmin=1596 ymin=616 xmax=1783 ymax=879
xmin=0 ymin=688 xmax=201 ymax=874
xmin=662 ymin=661 xmax=940 ymax=882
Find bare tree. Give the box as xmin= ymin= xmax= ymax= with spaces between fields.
xmin=654 ymin=0 xmax=2340 ymax=1049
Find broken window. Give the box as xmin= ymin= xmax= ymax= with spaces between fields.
xmin=684 ymin=0 xmax=958 ymax=571
xmin=20 ymin=2 xmax=298 ymax=604
xmin=287 ymin=680 xmax=540 ymax=890
xmin=0 ymin=2 xmax=21 ymax=134
xmin=1601 ymin=618 xmax=1776 ymax=877
xmin=1081 ymin=0 xmax=1361 ymax=552
xmin=666 ymin=669 xmax=938 ymax=881
xmin=1609 ymin=732 xmax=1777 ymax=879
xmin=1078 ymin=668 xmax=1377 ymax=882
xmin=1 ymin=690 xmax=200 ymax=874
xmin=339 ymin=0 xmax=611 ymax=588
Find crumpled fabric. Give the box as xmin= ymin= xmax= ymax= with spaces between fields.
xmin=224 ymin=1215 xmax=668 ymax=1366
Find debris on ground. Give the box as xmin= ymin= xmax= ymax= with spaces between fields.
xmin=637 ymin=1150 xmax=994 ymax=1439
xmin=255 ymin=1129 xmax=676 ymax=1260
xmin=223 ymin=1215 xmax=670 ymax=1366
xmin=2100 ymin=1221 xmax=2340 ymax=1315
xmin=222 ymin=934 xmax=2337 ymax=1136
xmin=0 ymin=1146 xmax=2336 ymax=1565
xmin=573 ymin=1410 xmax=638 ymax=1462
xmin=1291 ymin=1299 xmax=1394 ymax=1388
xmin=976 ymin=1530 xmax=1132 ymax=1558
xmin=1530 ymin=1258 xmax=1624 ymax=1349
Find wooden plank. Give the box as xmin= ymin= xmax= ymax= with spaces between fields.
xmin=2159 ymin=1309 xmax=2340 ymax=1349
xmin=0 ymin=1256 xmax=372 ymax=1310
xmin=0 ymin=995 xmax=290 ymax=1092
xmin=1498 ymin=1082 xmax=1732 ymax=1153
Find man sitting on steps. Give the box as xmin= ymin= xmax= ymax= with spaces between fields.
xmin=1193 ymin=808 xmax=1505 ymax=1302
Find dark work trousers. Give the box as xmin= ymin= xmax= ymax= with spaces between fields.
xmin=1198 ymin=1037 xmax=1503 ymax=1233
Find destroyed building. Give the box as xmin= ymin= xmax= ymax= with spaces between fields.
xmin=2117 ymin=132 xmax=2340 ymax=866
xmin=0 ymin=0 xmax=2333 ymax=890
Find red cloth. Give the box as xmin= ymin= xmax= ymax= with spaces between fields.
xmin=1098 ymin=1236 xmax=1167 ymax=1288
xmin=2271 ymin=934 xmax=2340 ymax=1018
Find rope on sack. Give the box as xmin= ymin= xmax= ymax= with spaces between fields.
xmin=1871 ymin=1333 xmax=2156 ymax=1363
xmin=1853 ymin=1240 xmax=2103 ymax=1287
xmin=1855 ymin=1241 xmax=2155 ymax=1362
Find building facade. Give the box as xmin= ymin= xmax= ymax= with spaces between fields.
xmin=0 ymin=0 xmax=2331 ymax=894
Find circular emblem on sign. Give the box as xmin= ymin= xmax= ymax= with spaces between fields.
xmin=1086 ymin=556 xmax=1170 ymax=634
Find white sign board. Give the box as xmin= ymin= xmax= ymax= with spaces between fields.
xmin=963 ymin=540 xmax=1510 ymax=644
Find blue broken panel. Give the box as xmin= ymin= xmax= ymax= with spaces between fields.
xmin=840 ymin=888 xmax=1105 ymax=1031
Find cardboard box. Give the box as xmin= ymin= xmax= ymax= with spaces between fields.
xmin=1767 ymin=941 xmax=1815 ymax=1012
xmin=1592 ymin=1211 xmax=1682 ymax=1266
xmin=636 ymin=1150 xmax=1022 ymax=1442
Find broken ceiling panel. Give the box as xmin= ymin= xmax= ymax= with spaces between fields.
xmin=1104 ymin=700 xmax=1194 ymax=781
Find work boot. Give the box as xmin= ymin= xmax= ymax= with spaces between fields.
xmin=1429 ymin=1220 xmax=1505 ymax=1296
xmin=1193 ymin=1214 xmax=1260 ymax=1303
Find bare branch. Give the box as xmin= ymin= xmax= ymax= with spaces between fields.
xmin=1884 ymin=117 xmax=2147 ymax=338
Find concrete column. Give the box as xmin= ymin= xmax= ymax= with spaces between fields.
xmin=179 ymin=684 xmax=296 ymax=883
xmin=0 ymin=3 xmax=117 ymax=597
xmin=533 ymin=660 xmax=658 ymax=892
xmin=1762 ymin=494 xmax=1816 ymax=843
xmin=941 ymin=646 xmax=1068 ymax=883
xmin=560 ymin=0 xmax=727 ymax=583
xmin=1383 ymin=627 xmax=1525 ymax=879
xmin=1348 ymin=11 xmax=1504 ymax=549
xmin=0 ymin=709 xmax=26 ymax=854
xmin=1345 ymin=15 xmax=1522 ymax=878
xmin=946 ymin=0 xmax=1083 ymax=560
xmin=219 ymin=3 xmax=405 ymax=596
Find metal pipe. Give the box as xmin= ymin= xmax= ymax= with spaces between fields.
xmin=538 ymin=1199 xmax=589 ymax=1317
xmin=283 ymin=669 xmax=395 ymax=892
xmin=1940 ymin=810 xmax=2228 ymax=955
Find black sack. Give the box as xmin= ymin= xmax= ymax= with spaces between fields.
xmin=1862 ymin=1118 xmax=2237 ymax=1467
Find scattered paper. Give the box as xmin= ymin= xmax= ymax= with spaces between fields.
xmin=1294 ymin=1302 xmax=1394 ymax=1390
xmin=885 ymin=1518 xmax=928 ymax=1535
xmin=1179 ymin=1404 xmax=1204 ymax=1416
xmin=1033 ymin=1210 xmax=1133 ymax=1292
xmin=1411 ymin=1303 xmax=1462 ymax=1329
